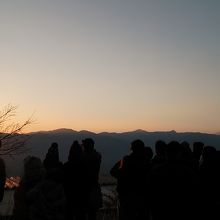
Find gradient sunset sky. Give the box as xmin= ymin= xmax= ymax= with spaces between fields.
xmin=0 ymin=0 xmax=219 ymax=133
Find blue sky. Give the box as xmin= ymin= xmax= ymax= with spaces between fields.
xmin=0 ymin=0 xmax=219 ymax=133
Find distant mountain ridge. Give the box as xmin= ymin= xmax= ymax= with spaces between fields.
xmin=2 ymin=129 xmax=220 ymax=176
xmin=30 ymin=128 xmax=219 ymax=136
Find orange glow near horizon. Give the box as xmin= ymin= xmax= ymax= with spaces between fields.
xmin=22 ymin=119 xmax=219 ymax=135
xmin=0 ymin=1 xmax=219 ymax=135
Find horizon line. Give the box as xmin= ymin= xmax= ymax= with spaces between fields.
xmin=24 ymin=128 xmax=219 ymax=135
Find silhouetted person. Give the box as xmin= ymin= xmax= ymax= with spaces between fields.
xmin=13 ymin=156 xmax=46 ymax=220
xmin=14 ymin=156 xmax=66 ymax=220
xmin=215 ymin=150 xmax=220 ymax=205
xmin=0 ymin=140 xmax=6 ymax=203
xmin=82 ymin=138 xmax=102 ymax=220
xmin=152 ymin=140 xmax=167 ymax=167
xmin=110 ymin=139 xmax=151 ymax=220
xmin=43 ymin=142 xmax=63 ymax=183
xmin=144 ymin=146 xmax=153 ymax=162
xmin=150 ymin=141 xmax=198 ymax=220
xmin=180 ymin=141 xmax=194 ymax=168
xmin=199 ymin=146 xmax=219 ymax=220
xmin=63 ymin=141 xmax=87 ymax=220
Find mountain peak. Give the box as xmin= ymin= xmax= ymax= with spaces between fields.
xmin=133 ymin=129 xmax=147 ymax=133
xmin=79 ymin=130 xmax=96 ymax=135
xmin=28 ymin=129 xmax=96 ymax=135
xmin=48 ymin=128 xmax=77 ymax=134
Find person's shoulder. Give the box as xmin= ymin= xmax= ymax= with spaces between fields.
xmin=122 ymin=155 xmax=133 ymax=164
xmin=93 ymin=150 xmax=102 ymax=159
xmin=123 ymin=155 xmax=130 ymax=159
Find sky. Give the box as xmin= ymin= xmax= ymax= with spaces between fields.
xmin=0 ymin=0 xmax=219 ymax=134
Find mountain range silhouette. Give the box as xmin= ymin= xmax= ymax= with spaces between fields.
xmin=3 ymin=129 xmax=220 ymax=176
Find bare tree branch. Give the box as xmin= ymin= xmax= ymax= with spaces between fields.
xmin=0 ymin=105 xmax=17 ymax=125
xmin=0 ymin=105 xmax=34 ymax=156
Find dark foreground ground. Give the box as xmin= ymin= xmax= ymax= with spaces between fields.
xmin=0 ymin=183 xmax=119 ymax=220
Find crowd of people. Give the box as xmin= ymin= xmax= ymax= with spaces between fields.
xmin=4 ymin=138 xmax=102 ymax=220
xmin=111 ymin=140 xmax=220 ymax=220
xmin=0 ymin=139 xmax=220 ymax=220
